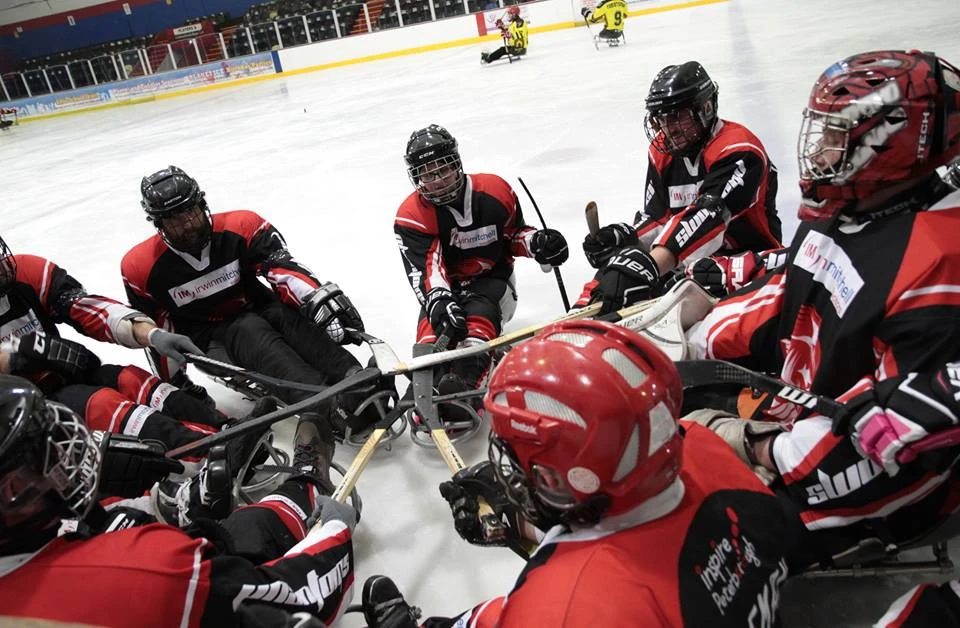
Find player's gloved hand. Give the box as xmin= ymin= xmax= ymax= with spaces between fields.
xmin=834 ymin=366 xmax=960 ymax=477
xmin=314 ymin=495 xmax=358 ymax=534
xmin=495 ymin=18 xmax=504 ymax=28
xmin=301 ymin=282 xmax=365 ymax=345
xmin=149 ymin=328 xmax=204 ymax=363
xmin=580 ymin=7 xmax=594 ymax=19
xmin=439 ymin=461 xmax=527 ymax=553
xmin=582 ymin=222 xmax=638 ymax=268
xmin=530 ymin=228 xmax=569 ymax=266
xmin=591 ymin=246 xmax=660 ymax=315
xmin=94 ymin=431 xmax=184 ymax=498
xmin=686 ymin=257 xmax=733 ymax=298
xmin=943 ymin=156 xmax=960 ymax=190
xmin=425 ymin=288 xmax=467 ymax=342
xmin=7 ymin=331 xmax=101 ymax=380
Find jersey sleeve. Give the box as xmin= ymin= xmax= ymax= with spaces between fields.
xmin=503 ymin=188 xmax=538 ymax=259
xmin=652 ymin=150 xmax=767 ymax=264
xmin=17 ymin=254 xmax=147 ymax=344
xmin=234 ymin=212 xmax=322 ymax=309
xmin=205 ymin=520 xmax=354 ymax=627
xmin=395 ymin=203 xmax=450 ymax=303
xmin=635 ymin=153 xmax=672 ymax=249
xmin=686 ymin=263 xmax=788 ymax=374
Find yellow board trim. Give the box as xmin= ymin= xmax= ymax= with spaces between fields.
xmin=18 ymin=0 xmax=729 ymax=123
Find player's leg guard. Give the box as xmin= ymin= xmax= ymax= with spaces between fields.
xmin=98 ymin=363 xmax=228 ymax=428
xmin=362 ymin=576 xmax=421 ymax=628
xmin=331 ymin=359 xmax=403 ymax=447
xmin=682 ymin=408 xmax=784 ymax=484
xmin=220 ymin=477 xmax=318 ymax=563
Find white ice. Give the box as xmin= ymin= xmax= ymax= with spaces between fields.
xmin=4 ymin=0 xmax=960 ymax=624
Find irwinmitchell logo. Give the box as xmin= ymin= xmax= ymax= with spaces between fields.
xmin=169 ymin=260 xmax=242 ymax=306
xmin=0 ymin=312 xmax=42 ymax=344
xmin=794 ymin=231 xmax=863 ymax=317
xmin=450 ymin=225 xmax=497 ymax=250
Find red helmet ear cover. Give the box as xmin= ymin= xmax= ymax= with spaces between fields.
xmin=484 ymin=319 xmax=683 ymax=516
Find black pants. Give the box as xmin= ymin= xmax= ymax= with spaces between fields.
xmin=486 ymin=46 xmax=525 ymax=62
xmin=206 ymin=301 xmax=361 ymax=403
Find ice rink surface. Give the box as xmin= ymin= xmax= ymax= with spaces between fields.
xmin=4 ymin=0 xmax=960 ymax=624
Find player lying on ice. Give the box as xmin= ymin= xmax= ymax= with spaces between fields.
xmin=122 ymin=166 xmax=392 ymax=444
xmin=394 ymin=124 xmax=569 ymax=441
xmin=352 ymin=320 xmax=799 ymax=627
xmin=0 ymin=234 xmax=272 ymax=475
xmin=0 ymin=374 xmax=360 ymax=627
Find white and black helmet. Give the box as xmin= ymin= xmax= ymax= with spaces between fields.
xmin=140 ymin=165 xmax=207 ymax=222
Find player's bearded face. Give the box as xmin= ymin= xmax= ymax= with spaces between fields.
xmin=159 ymin=205 xmax=211 ymax=252
xmin=417 ymin=159 xmax=463 ymax=204
xmin=654 ymin=108 xmax=704 ymax=153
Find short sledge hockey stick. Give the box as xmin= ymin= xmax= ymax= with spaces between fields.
xmin=331 ymin=401 xmax=410 ymax=503
xmin=674 ymin=359 xmax=960 ymax=466
xmin=674 ymin=360 xmax=845 ymax=420
xmin=166 ymin=367 xmax=381 ymax=459
xmin=585 ymin=200 xmax=600 ymax=235
xmin=517 ymin=177 xmax=571 ymax=311
xmin=186 ymin=353 xmax=330 ymax=394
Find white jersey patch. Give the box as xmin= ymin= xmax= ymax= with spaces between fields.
xmin=794 ymin=231 xmax=864 ymax=317
xmin=168 ymin=260 xmax=242 ymax=307
xmin=0 ymin=311 xmax=42 ymax=344
xmin=449 ymin=224 xmax=498 ymax=250
xmin=668 ymin=182 xmax=702 ymax=209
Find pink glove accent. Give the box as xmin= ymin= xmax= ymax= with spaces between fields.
xmin=854 ymin=407 xmax=928 ymax=477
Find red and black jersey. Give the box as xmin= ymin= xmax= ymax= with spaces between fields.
xmin=0 ymin=254 xmax=143 ymax=346
xmin=121 ymin=210 xmax=322 ymax=337
xmin=486 ymin=425 xmax=791 ymax=627
xmin=0 ymin=520 xmax=354 ymax=628
xmin=393 ymin=174 xmax=536 ymax=303
xmin=639 ymin=119 xmax=781 ymax=263
xmin=689 ymin=185 xmax=960 ymax=530
xmin=690 ymin=187 xmax=960 ymax=412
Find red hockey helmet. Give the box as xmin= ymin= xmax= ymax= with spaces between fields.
xmin=507 ymin=5 xmax=521 ymax=19
xmin=484 ymin=319 xmax=683 ymax=526
xmin=798 ymin=50 xmax=960 ymax=217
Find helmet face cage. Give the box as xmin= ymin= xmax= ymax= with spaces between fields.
xmin=141 ymin=166 xmax=212 ymax=250
xmin=0 ymin=237 xmax=16 ymax=293
xmin=644 ymin=103 xmax=714 ymax=155
xmin=797 ymin=109 xmax=854 ymax=181
xmin=407 ymin=153 xmax=464 ymax=205
xmin=0 ymin=400 xmax=100 ymax=539
xmin=488 ymin=434 xmax=565 ymax=528
xmin=644 ymin=62 xmax=718 ymax=156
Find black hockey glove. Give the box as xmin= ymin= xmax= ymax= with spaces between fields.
xmin=582 ymin=222 xmax=638 ymax=269
xmin=301 ymin=282 xmax=365 ymax=345
xmin=148 ymin=328 xmax=204 ymax=363
xmin=581 ymin=7 xmax=594 ymax=19
xmin=439 ymin=461 xmax=529 ymax=557
xmin=530 ymin=228 xmax=569 ymax=266
xmin=425 ymin=288 xmax=467 ymax=342
xmin=592 ymin=246 xmax=660 ymax=315
xmin=95 ymin=432 xmax=184 ymax=498
xmin=8 ymin=331 xmax=101 ymax=380
xmin=686 ymin=257 xmax=732 ymax=298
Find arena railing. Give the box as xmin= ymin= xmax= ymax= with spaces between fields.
xmin=0 ymin=0 xmax=517 ymax=102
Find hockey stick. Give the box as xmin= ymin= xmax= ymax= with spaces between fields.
xmin=674 ymin=359 xmax=960 ymax=466
xmin=585 ymin=200 xmax=600 ymax=235
xmin=186 ymin=353 xmax=329 ymax=393
xmin=331 ymin=402 xmax=410 ymax=503
xmin=674 ymin=360 xmax=845 ymax=420
xmin=166 ymin=367 xmax=381 ymax=459
xmin=517 ymin=177 xmax=571 ymax=311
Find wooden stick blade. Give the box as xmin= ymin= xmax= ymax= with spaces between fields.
xmin=585 ymin=201 xmax=599 ymax=235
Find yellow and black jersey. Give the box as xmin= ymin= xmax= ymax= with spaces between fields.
xmin=591 ymin=0 xmax=627 ymax=31
xmin=506 ymin=18 xmax=529 ymax=50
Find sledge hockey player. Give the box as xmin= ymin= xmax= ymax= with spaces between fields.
xmin=0 ymin=374 xmax=359 ymax=626
xmin=481 ymin=6 xmax=528 ymax=65
xmin=394 ymin=125 xmax=568 ymax=438
xmin=677 ymin=50 xmax=960 ymax=565
xmin=0 ymin=107 xmax=16 ymax=130
xmin=582 ymin=0 xmax=627 ymax=46
xmin=122 ymin=166 xmax=384 ymax=441
xmin=0 ymin=234 xmax=256 ymax=466
xmin=576 ymin=61 xmax=781 ymax=313
xmin=356 ymin=320 xmax=797 ymax=627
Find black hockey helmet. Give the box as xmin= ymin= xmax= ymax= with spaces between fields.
xmin=643 ymin=61 xmax=719 ymax=155
xmin=404 ymin=125 xmax=465 ymax=204
xmin=0 ymin=375 xmax=100 ymax=549
xmin=141 ymin=166 xmax=212 ymax=251
xmin=0 ymin=235 xmax=16 ymax=295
